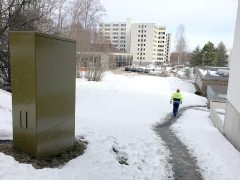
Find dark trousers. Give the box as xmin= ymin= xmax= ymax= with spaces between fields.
xmin=173 ymin=103 xmax=180 ymax=116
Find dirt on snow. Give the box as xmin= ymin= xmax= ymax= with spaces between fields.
xmin=0 ymin=139 xmax=87 ymax=169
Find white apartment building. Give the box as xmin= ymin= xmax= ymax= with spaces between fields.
xmin=99 ymin=18 xmax=133 ymax=53
xmin=130 ymin=24 xmax=172 ymax=65
xmin=100 ymin=19 xmax=172 ymax=66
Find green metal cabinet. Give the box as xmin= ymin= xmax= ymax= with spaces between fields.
xmin=10 ymin=32 xmax=76 ymax=158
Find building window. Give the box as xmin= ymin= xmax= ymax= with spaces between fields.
xmin=144 ymin=35 xmax=146 ymax=37
xmin=121 ymin=32 xmax=126 ymax=35
xmin=121 ymin=24 xmax=126 ymax=27
xmin=105 ymin=28 xmax=110 ymax=31
xmin=113 ymin=24 xmax=119 ymax=27
xmin=105 ymin=24 xmax=110 ymax=27
xmin=113 ymin=28 xmax=119 ymax=31
xmin=113 ymin=32 xmax=118 ymax=35
xmin=121 ymin=28 xmax=126 ymax=31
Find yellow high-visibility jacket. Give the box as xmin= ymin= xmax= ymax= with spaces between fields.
xmin=171 ymin=92 xmax=183 ymax=103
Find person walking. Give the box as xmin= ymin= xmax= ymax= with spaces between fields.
xmin=170 ymin=88 xmax=183 ymax=116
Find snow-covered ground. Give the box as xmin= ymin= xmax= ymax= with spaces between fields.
xmin=172 ymin=109 xmax=240 ymax=179
xmin=0 ymin=72 xmax=240 ymax=180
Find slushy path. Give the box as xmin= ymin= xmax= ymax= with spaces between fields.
xmin=155 ymin=106 xmax=206 ymax=180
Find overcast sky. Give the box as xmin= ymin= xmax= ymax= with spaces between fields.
xmin=100 ymin=0 xmax=238 ymax=51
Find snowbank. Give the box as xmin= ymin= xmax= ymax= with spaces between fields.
xmin=0 ymin=89 xmax=12 ymax=139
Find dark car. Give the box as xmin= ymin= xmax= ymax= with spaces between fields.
xmin=131 ymin=67 xmax=137 ymax=72
xmin=125 ymin=67 xmax=129 ymax=71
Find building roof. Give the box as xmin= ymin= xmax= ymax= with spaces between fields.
xmin=196 ymin=66 xmax=230 ymax=81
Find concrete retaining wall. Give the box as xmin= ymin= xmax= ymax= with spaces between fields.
xmin=210 ymin=100 xmax=226 ymax=134
xmin=224 ymin=100 xmax=240 ymax=151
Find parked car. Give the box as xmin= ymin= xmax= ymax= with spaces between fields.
xmin=127 ymin=67 xmax=132 ymax=71
xmin=125 ymin=67 xmax=130 ymax=71
xmin=144 ymin=68 xmax=151 ymax=73
xmin=131 ymin=67 xmax=137 ymax=72
xmin=137 ymin=67 xmax=144 ymax=72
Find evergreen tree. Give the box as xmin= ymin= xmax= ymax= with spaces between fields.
xmin=201 ymin=41 xmax=217 ymax=66
xmin=190 ymin=46 xmax=202 ymax=66
xmin=216 ymin=42 xmax=228 ymax=67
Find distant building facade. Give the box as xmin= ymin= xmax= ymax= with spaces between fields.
xmin=99 ymin=18 xmax=172 ymax=66
xmin=99 ymin=18 xmax=133 ymax=53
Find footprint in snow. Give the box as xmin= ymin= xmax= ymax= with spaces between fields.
xmin=112 ymin=144 xmax=129 ymax=166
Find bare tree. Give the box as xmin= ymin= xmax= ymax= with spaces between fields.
xmin=66 ymin=0 xmax=107 ymax=81
xmin=0 ymin=0 xmax=107 ymax=91
xmin=174 ymin=24 xmax=187 ymax=67
xmin=0 ymin=0 xmax=58 ymax=91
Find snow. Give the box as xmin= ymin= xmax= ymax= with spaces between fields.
xmin=177 ymin=68 xmax=195 ymax=79
xmin=217 ymin=69 xmax=229 ymax=76
xmin=172 ymin=109 xmax=240 ymax=180
xmin=216 ymin=108 xmax=226 ymax=124
xmin=166 ymin=67 xmax=172 ymax=71
xmin=0 ymin=90 xmax=12 ymax=140
xmin=216 ymin=109 xmax=226 ymax=114
xmin=199 ymin=68 xmax=229 ymax=77
xmin=0 ymin=71 xmax=240 ymax=180
xmin=217 ymin=113 xmax=225 ymax=124
xmin=199 ymin=69 xmax=218 ymax=76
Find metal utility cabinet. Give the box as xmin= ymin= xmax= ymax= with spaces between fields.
xmin=10 ymin=32 xmax=76 ymax=158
